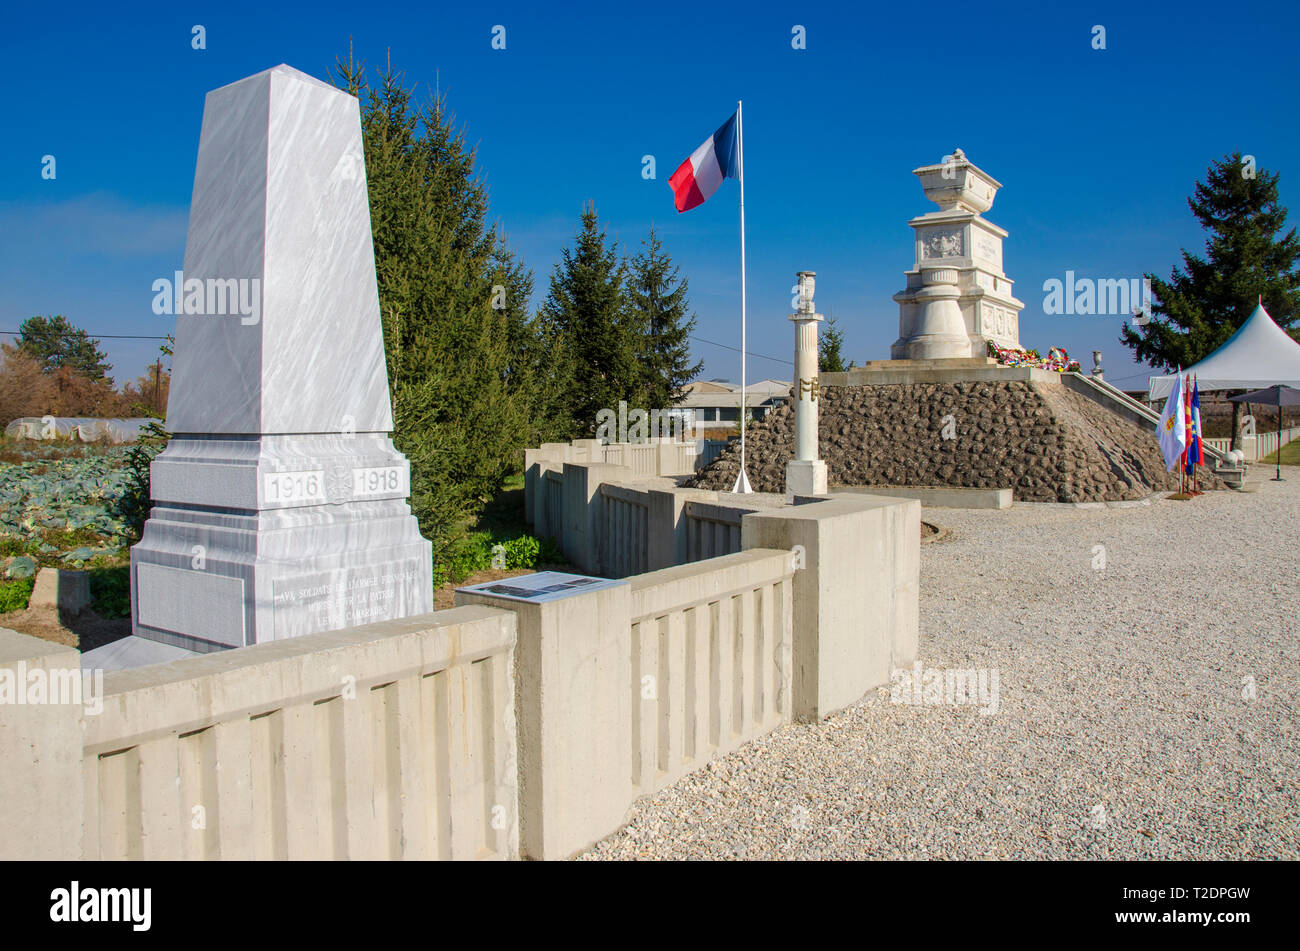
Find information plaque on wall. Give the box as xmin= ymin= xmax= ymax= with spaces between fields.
xmin=456 ymin=571 xmax=627 ymax=604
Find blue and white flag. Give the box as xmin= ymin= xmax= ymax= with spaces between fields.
xmin=1157 ymin=370 xmax=1186 ymax=471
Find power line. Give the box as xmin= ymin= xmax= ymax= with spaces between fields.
xmin=690 ymin=335 xmax=792 ymax=366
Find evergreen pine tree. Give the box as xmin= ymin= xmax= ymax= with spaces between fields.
xmin=1120 ymin=152 xmax=1300 ymax=447
xmin=541 ymin=204 xmax=639 ymax=434
xmin=1121 ymin=152 xmax=1300 ymax=368
xmin=627 ymin=225 xmax=703 ymax=408
xmin=819 ymin=313 xmax=850 ymax=373
xmin=332 ymin=49 xmax=542 ymax=556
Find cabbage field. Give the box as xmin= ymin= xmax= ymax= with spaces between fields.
xmin=1 ymin=442 xmax=134 ymax=583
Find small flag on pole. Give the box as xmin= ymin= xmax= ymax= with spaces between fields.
xmin=1185 ymin=376 xmax=1203 ymax=474
xmin=668 ymin=112 xmax=739 ymax=213
xmin=1157 ymin=370 xmax=1186 ymax=471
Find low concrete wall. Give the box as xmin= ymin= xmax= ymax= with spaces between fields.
xmin=823 ymin=363 xmax=1065 ymax=386
xmin=29 ymin=568 xmax=93 ymax=614
xmin=830 ymin=485 xmax=1012 ymax=510
xmin=525 ymin=437 xmax=701 ymax=527
xmin=743 ymin=495 xmax=920 ymax=722
xmin=1060 ymin=372 xmax=1157 ymax=431
xmin=456 ymin=548 xmax=795 ymax=860
xmin=536 ymin=460 xmax=780 ymax=578
xmin=0 ymin=631 xmax=85 ymax=860
xmin=5 ymin=487 xmax=921 ymax=862
xmin=599 ymin=483 xmax=651 ymax=577
xmin=1 ymin=606 xmax=520 ymax=861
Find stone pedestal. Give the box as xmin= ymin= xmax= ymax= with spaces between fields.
xmin=891 ymin=149 xmax=1025 ymax=360
xmin=130 ymin=65 xmax=432 ymax=652
xmin=785 ymin=459 xmax=827 ymax=497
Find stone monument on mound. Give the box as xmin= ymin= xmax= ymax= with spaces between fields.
xmin=130 ymin=65 xmax=433 ymax=652
xmin=890 ymin=149 xmax=1024 ymax=360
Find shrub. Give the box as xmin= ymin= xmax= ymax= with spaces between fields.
xmin=88 ymin=566 xmax=130 ymax=619
xmin=430 ymin=530 xmax=557 ymax=588
xmin=501 ymin=535 xmax=539 ymax=569
xmin=112 ymin=419 xmax=169 ymax=542
xmin=0 ymin=577 xmax=34 ymax=613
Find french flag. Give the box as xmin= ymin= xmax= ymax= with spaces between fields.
xmin=668 ymin=112 xmax=739 ymax=213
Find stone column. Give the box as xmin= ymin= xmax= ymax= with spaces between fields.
xmin=786 ymin=271 xmax=828 ymax=497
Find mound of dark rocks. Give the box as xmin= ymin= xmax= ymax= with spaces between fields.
xmin=688 ymin=381 xmax=1207 ymax=502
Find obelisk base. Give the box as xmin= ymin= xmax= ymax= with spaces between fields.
xmin=130 ymin=434 xmax=433 ymax=652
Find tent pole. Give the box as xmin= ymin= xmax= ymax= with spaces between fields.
xmin=1277 ymin=393 xmax=1284 ymax=481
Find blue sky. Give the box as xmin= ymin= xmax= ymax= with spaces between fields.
xmin=2 ymin=0 xmax=1297 ymax=393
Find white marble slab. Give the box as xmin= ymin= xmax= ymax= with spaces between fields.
xmin=81 ymin=635 xmax=198 ymax=671
xmin=167 ymin=65 xmax=392 ymax=435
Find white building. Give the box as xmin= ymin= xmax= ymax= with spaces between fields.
xmin=677 ymin=379 xmax=791 ymax=433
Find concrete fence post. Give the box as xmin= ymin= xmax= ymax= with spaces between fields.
xmin=741 ymin=495 xmax=919 ymax=722
xmin=647 ymin=487 xmax=715 ymax=570
xmin=561 ymin=462 xmax=632 ymax=574
xmin=454 ymin=583 xmax=632 ymax=861
xmin=0 ymin=629 xmax=86 ymax=859
xmin=571 ymin=438 xmax=602 ymax=463
xmin=526 ymin=445 xmax=569 ymax=526
xmin=524 ymin=449 xmax=542 ymax=527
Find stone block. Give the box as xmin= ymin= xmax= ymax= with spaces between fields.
xmin=742 ymin=495 xmax=919 ymax=721
xmin=29 ymin=568 xmax=92 ymax=614
xmin=0 ymin=629 xmax=85 ymax=859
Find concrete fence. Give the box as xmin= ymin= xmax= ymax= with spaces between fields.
xmin=528 ymin=458 xmax=786 ymax=577
xmin=599 ymin=483 xmax=651 ymax=577
xmin=699 ymin=438 xmax=730 ymax=469
xmin=457 ymin=548 xmax=796 ymax=859
xmin=683 ymin=499 xmax=750 ymax=562
xmin=542 ymin=468 xmax=564 ymax=540
xmin=460 ymin=489 xmax=919 ymax=858
xmin=1205 ymin=425 xmax=1300 ymax=462
xmin=603 ymin=439 xmax=699 ymax=477
xmin=1 ymin=606 xmax=519 ymax=861
xmin=627 ymin=553 xmax=793 ymax=794
xmin=3 ymin=477 xmax=919 ymax=863
xmin=525 ymin=437 xmax=700 ymax=518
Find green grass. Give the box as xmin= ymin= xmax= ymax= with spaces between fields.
xmin=0 ymin=577 xmax=34 ymax=613
xmin=1258 ymin=440 xmax=1300 ymax=466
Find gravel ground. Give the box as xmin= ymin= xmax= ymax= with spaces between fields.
xmin=579 ymin=471 xmax=1300 ymax=860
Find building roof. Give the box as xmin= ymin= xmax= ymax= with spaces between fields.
xmin=678 ymin=380 xmax=791 ymax=409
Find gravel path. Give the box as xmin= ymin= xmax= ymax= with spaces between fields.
xmin=580 ymin=472 xmax=1300 ymax=859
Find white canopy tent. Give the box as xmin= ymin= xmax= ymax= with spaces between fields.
xmin=1148 ymin=303 xmax=1300 ymax=400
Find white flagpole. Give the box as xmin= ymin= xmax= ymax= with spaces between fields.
xmin=732 ymin=99 xmax=753 ymax=493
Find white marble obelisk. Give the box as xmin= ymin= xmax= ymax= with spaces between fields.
xmin=130 ymin=65 xmax=432 ymax=652
xmin=786 ymin=271 xmax=827 ymax=498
